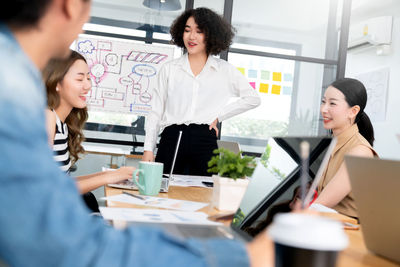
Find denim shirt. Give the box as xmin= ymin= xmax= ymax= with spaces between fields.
xmin=0 ymin=24 xmax=249 ymax=267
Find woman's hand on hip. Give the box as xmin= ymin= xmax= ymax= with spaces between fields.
xmin=209 ymin=118 xmax=219 ymax=137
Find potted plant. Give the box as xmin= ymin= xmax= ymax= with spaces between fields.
xmin=207 ymin=148 xmax=256 ymax=211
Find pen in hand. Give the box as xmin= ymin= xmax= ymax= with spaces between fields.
xmin=123 ymin=191 xmax=145 ymax=200
xmin=300 ymin=141 xmax=310 ymax=210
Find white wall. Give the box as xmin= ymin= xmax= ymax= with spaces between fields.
xmin=345 ymin=7 xmax=400 ymax=160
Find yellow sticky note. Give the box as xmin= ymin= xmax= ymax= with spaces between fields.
xmin=271 ymin=85 xmax=281 ymax=95
xmin=363 ymin=25 xmax=368 ymax=36
xmin=259 ymin=83 xmax=269 ymax=93
xmin=237 ymin=67 xmax=245 ymax=75
xmin=272 ymin=72 xmax=282 ymax=82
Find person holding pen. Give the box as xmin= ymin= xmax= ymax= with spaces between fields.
xmin=313 ymin=78 xmax=378 ymax=219
xmin=43 ymin=50 xmax=135 ymax=212
xmin=0 ymin=1 xmax=273 ymax=266
xmin=142 ymin=7 xmax=261 ymax=175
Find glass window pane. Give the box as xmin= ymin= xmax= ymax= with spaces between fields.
xmin=83 ymin=23 xmax=147 ymax=37
xmin=231 ymin=0 xmax=340 ymax=60
xmin=194 ymin=0 xmax=224 ymax=14
xmin=91 ymin=0 xmax=185 ymax=30
xmin=221 ymin=52 xmax=336 ymax=153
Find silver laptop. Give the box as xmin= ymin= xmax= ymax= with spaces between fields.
xmin=345 ymin=156 xmax=400 ymax=264
xmin=160 ymin=131 xmax=182 ymax=192
xmin=217 ymin=140 xmax=241 ymax=154
xmin=108 ymin=131 xmax=182 ymax=192
xmin=129 ymin=136 xmax=334 ymax=241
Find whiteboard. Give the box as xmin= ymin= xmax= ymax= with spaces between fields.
xmin=75 ymin=35 xmax=174 ymax=115
xmin=355 ymin=67 xmax=390 ymax=122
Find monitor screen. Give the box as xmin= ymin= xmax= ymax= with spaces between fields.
xmin=231 ymin=136 xmax=332 ymax=237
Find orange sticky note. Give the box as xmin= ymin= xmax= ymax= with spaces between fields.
xmin=272 ymin=72 xmax=282 ymax=82
xmin=259 ymin=83 xmax=269 ymax=93
xmin=271 ymin=85 xmax=281 ymax=95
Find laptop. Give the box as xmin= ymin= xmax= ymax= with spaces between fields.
xmin=160 ymin=131 xmax=182 ymax=192
xmin=345 ymin=156 xmax=400 ymax=264
xmin=108 ymin=131 xmax=182 ymax=192
xmin=217 ymin=140 xmax=241 ymax=154
xmin=128 ymin=136 xmax=334 ymax=241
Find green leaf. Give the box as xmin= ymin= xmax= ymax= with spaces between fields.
xmin=207 ymin=148 xmax=256 ymax=180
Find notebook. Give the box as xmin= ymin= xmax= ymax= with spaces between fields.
xmin=128 ymin=136 xmax=334 ymax=241
xmin=345 ymin=156 xmax=400 ymax=264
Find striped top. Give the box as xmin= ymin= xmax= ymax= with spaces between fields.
xmin=53 ymin=110 xmax=71 ymax=173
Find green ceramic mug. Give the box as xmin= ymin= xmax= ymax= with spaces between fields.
xmin=132 ymin=161 xmax=164 ymax=196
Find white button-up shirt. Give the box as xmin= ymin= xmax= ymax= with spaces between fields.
xmin=144 ymin=53 xmax=261 ymax=152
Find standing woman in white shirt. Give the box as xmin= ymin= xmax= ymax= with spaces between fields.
xmin=143 ymin=8 xmax=261 ymax=175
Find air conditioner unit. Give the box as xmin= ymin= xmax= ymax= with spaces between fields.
xmin=348 ymin=16 xmax=393 ymax=53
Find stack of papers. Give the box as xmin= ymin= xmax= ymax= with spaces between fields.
xmin=102 ymin=175 xmax=216 ymax=225
xmin=102 ymin=194 xmax=209 ymax=212
xmin=309 ymin=203 xmax=338 ymax=213
xmin=100 ymin=207 xmax=221 ymax=225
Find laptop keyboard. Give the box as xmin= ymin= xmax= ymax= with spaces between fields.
xmin=108 ymin=178 xmax=169 ymax=192
xmin=108 ymin=180 xmax=138 ymax=190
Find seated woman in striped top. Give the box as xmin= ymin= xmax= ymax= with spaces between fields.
xmin=43 ymin=50 xmax=134 ymax=212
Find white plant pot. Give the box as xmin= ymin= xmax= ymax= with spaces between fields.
xmin=211 ymin=175 xmax=249 ymax=211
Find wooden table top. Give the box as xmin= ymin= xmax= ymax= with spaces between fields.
xmin=337 ymin=229 xmax=399 ymax=267
xmin=104 ymin=185 xmax=399 ymax=267
xmin=104 ymin=185 xmax=220 ymax=216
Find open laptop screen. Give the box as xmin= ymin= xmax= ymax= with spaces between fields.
xmin=231 ymin=136 xmax=333 ymax=237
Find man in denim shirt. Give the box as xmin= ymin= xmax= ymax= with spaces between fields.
xmin=0 ymin=0 xmax=272 ymax=266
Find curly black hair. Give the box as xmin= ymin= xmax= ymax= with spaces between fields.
xmin=170 ymin=7 xmax=235 ymax=55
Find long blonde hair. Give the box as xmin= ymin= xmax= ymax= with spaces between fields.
xmin=43 ymin=50 xmax=89 ymax=164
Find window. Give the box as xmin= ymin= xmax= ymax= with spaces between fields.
xmin=80 ymin=0 xmax=350 ymax=155
xmin=220 ymin=0 xmax=346 ymax=153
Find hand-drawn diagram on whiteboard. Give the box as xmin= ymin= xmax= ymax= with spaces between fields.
xmin=76 ymin=35 xmax=174 ymax=115
xmin=355 ymin=67 xmax=389 ymax=122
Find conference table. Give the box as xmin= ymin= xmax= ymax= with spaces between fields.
xmin=104 ymin=185 xmax=398 ymax=267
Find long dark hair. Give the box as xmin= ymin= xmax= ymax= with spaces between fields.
xmin=42 ymin=50 xmax=88 ymax=164
xmin=330 ymin=78 xmax=374 ymax=146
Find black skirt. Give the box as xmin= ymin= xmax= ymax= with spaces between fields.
xmin=155 ymin=124 xmax=218 ymax=176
